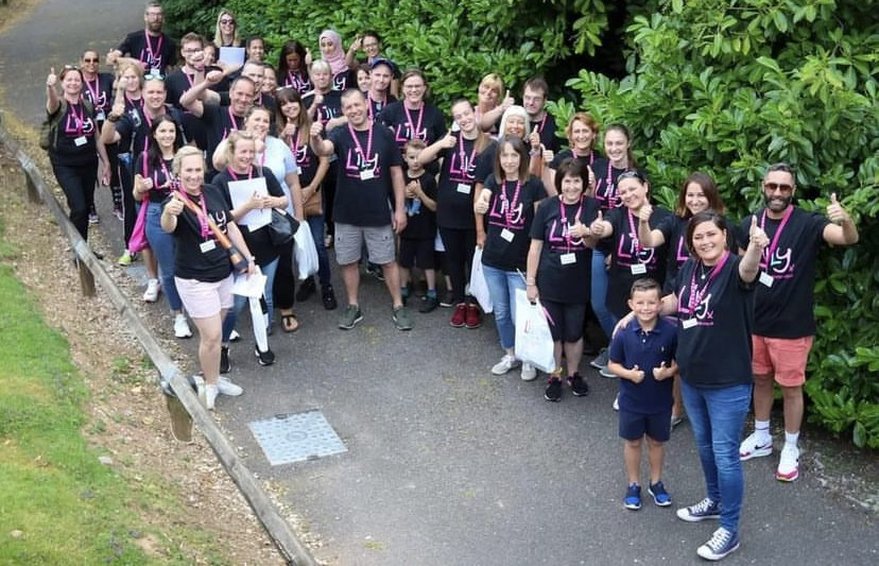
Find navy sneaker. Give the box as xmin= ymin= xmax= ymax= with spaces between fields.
xmin=648 ymin=481 xmax=672 ymax=507
xmin=697 ymin=527 xmax=740 ymax=561
xmin=676 ymin=497 xmax=720 ymax=522
xmin=624 ymin=483 xmax=642 ymax=510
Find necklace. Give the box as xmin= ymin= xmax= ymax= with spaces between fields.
xmin=699 ymin=262 xmax=712 ymax=280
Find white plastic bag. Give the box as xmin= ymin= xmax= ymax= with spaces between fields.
xmin=469 ymin=246 xmax=492 ymax=314
xmin=293 ymin=224 xmax=319 ymax=280
xmin=514 ymin=289 xmax=556 ymax=373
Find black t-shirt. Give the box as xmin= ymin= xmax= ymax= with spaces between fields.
xmin=135 ymin=155 xmax=175 ymax=203
xmin=590 ymin=157 xmax=627 ymax=211
xmin=379 ymin=101 xmax=446 ymax=152
xmin=171 ymin=184 xmax=234 ymax=282
xmin=401 ymin=172 xmax=438 ymax=240
xmin=530 ymin=195 xmax=599 ymax=304
xmin=81 ymin=73 xmax=114 ymax=127
xmin=201 ymin=102 xmax=245 ymax=161
xmin=303 ymin=90 xmax=342 ymax=127
xmin=165 ymin=70 xmax=208 ymax=150
xmin=656 ymin=214 xmax=743 ymax=295
xmin=328 ymin=124 xmax=403 ymax=226
xmin=675 ymin=253 xmax=755 ymax=388
xmin=435 ymin=134 xmax=488 ymax=230
xmin=548 ymin=148 xmax=599 ymax=171
xmin=115 ymin=105 xmax=186 ymax=159
xmin=286 ymin=134 xmax=320 ymax=186
xmin=116 ymin=31 xmax=177 ymax=74
xmin=744 ymin=207 xmax=829 ymax=338
xmin=282 ymin=70 xmax=312 ymax=94
xmin=367 ymin=93 xmax=396 ymax=122
xmin=532 ymin=112 xmax=560 ymax=153
xmin=211 ymin=167 xmax=285 ymax=266
xmin=472 ymin=140 xmax=499 ymax=185
xmin=48 ymin=100 xmax=98 ymax=167
xmin=481 ymin=176 xmax=546 ymax=271
xmin=331 ymin=69 xmax=354 ymax=92
xmin=605 ymin=206 xmax=672 ymax=318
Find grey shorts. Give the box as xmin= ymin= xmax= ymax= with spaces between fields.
xmin=334 ymin=222 xmax=396 ymax=265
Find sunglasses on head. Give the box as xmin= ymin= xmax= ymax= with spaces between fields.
xmin=144 ymin=72 xmax=165 ymax=81
xmin=617 ymin=169 xmax=647 ymax=183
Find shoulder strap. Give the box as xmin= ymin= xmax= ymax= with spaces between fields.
xmin=51 ymin=99 xmax=69 ymax=149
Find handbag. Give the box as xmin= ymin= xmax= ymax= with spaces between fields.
xmin=268 ymin=208 xmax=299 ymax=247
xmin=127 ymin=202 xmax=150 ymax=253
xmin=302 ymin=187 xmax=323 ymax=217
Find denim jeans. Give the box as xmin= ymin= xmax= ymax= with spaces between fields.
xmin=590 ymin=248 xmax=617 ymax=338
xmin=681 ymin=380 xmax=751 ymax=534
xmin=145 ymin=201 xmax=183 ymax=311
xmin=222 ymin=257 xmax=279 ymax=341
xmin=482 ymin=264 xmax=526 ymax=350
xmin=306 ymin=214 xmax=332 ymax=288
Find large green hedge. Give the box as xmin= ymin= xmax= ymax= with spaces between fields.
xmin=163 ymin=0 xmax=879 ymax=447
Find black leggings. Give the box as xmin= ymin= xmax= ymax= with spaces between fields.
xmin=439 ymin=226 xmax=476 ymax=304
xmin=322 ymin=161 xmax=338 ymax=237
xmin=272 ymin=241 xmax=297 ymax=311
xmin=52 ymin=159 xmax=97 ymax=240
xmin=118 ymin=154 xmax=136 ymax=247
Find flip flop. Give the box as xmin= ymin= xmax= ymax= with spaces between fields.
xmin=281 ymin=312 xmax=300 ymax=333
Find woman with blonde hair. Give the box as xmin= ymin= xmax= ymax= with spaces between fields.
xmin=213 ymin=8 xmax=241 ymax=48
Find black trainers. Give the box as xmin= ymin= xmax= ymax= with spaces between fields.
xmin=322 ymin=285 xmax=338 ymax=310
xmin=567 ymin=373 xmax=590 ymax=396
xmin=544 ymin=377 xmax=562 ymax=402
xmin=439 ymin=291 xmax=455 ymax=308
xmin=220 ymin=345 xmax=231 ymax=374
xmin=295 ymin=277 xmax=316 ymax=302
xmin=254 ymin=346 xmax=276 ymax=366
xmin=419 ymin=295 xmax=439 ymax=313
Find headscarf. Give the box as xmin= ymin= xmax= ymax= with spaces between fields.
xmin=319 ymin=29 xmax=347 ymax=76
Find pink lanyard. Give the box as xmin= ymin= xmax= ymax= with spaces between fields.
xmin=348 ymin=122 xmax=374 ymax=165
xmin=685 ymin=251 xmax=730 ymax=314
xmin=84 ymin=76 xmax=100 ymax=107
xmin=223 ymin=106 xmax=241 ymax=139
xmin=184 ymin=71 xmax=195 ymax=88
xmin=226 ymin=165 xmax=253 ymax=181
xmin=68 ymin=102 xmax=85 ymax=135
xmin=559 ymin=196 xmax=584 ymax=253
xmin=403 ymin=103 xmax=424 ymax=140
xmin=626 ymin=208 xmax=645 ymax=259
xmin=500 ymin=179 xmax=522 ymax=228
xmin=178 ymin=189 xmax=211 ymax=239
xmin=153 ymin=161 xmax=170 ymax=188
xmin=458 ymin=132 xmax=477 ymax=168
xmin=535 ymin=113 xmax=547 ymax=135
xmin=760 ymin=205 xmax=794 ymax=264
xmin=144 ymin=32 xmax=163 ymax=67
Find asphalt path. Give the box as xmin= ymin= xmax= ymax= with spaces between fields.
xmin=2 ymin=3 xmax=876 ymax=564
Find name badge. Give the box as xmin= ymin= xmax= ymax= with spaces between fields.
xmin=682 ymin=318 xmax=698 ymax=329
xmin=500 ymin=228 xmax=514 ymax=242
xmin=759 ymin=272 xmax=774 ymax=288
xmin=200 ymin=240 xmax=217 ymax=253
xmin=560 ymin=253 xmax=576 ymax=265
xmin=74 ymin=136 xmax=88 ymax=147
xmin=456 ymin=183 xmax=471 ymax=195
xmin=630 ymin=263 xmax=647 ymax=275
xmin=359 ymin=169 xmax=375 ymax=181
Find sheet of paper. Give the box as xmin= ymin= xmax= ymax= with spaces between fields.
xmin=218 ymin=47 xmax=246 ymax=66
xmin=228 ymin=177 xmax=271 ymax=230
xmin=232 ymin=272 xmax=267 ymax=298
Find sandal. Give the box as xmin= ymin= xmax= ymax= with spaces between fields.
xmin=280 ymin=312 xmax=300 ymax=333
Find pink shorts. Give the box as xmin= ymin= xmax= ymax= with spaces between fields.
xmin=751 ymin=335 xmax=814 ymax=387
xmin=175 ymin=275 xmax=234 ymax=319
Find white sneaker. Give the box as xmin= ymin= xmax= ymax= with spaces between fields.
xmin=739 ymin=431 xmax=773 ymax=461
xmin=491 ymin=354 xmax=521 ymax=375
xmin=229 ymin=329 xmax=241 ymax=342
xmin=142 ymin=279 xmax=160 ymax=302
xmin=776 ymin=445 xmax=800 ymax=482
xmin=173 ymin=313 xmax=192 ymax=338
xmin=204 ymin=384 xmax=219 ymax=410
xmin=217 ymin=376 xmax=243 ymax=397
xmin=520 ymin=362 xmax=537 ymax=381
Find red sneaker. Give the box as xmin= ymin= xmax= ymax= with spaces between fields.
xmin=450 ymin=303 xmax=467 ymax=327
xmin=465 ymin=304 xmax=482 ymax=329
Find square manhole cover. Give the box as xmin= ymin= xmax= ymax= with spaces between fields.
xmin=248 ymin=410 xmax=347 ymax=466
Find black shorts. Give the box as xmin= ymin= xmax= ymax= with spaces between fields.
xmin=618 ymin=408 xmax=672 ymax=442
xmin=399 ymin=238 xmax=435 ymax=269
xmin=541 ymin=299 xmax=587 ymax=343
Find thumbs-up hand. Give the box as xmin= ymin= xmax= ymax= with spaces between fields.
xmin=440 ymin=130 xmax=456 ymax=149
xmin=749 ymin=215 xmax=769 ymax=249
xmin=589 ymin=210 xmax=606 ymax=237
xmin=826 ymin=192 xmax=850 ymax=224
xmin=587 ymin=165 xmax=596 ymax=194
xmin=630 ymin=364 xmax=645 ymax=384
xmin=474 ymin=189 xmax=491 ymax=215
xmin=653 ymin=361 xmax=670 ymax=380
xmin=529 ymin=125 xmax=541 ymax=150
xmin=309 ymin=121 xmax=324 ymax=138
xmin=638 ymin=201 xmax=653 ymax=223
xmin=501 ymin=89 xmax=514 ymax=110
xmin=46 ymin=67 xmax=58 ymax=88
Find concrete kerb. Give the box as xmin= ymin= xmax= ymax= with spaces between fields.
xmin=0 ymin=121 xmax=317 ymax=566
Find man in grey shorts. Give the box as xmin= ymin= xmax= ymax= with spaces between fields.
xmin=310 ymin=88 xmax=412 ymax=330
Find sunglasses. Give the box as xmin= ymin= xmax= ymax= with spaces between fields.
xmin=617 ymin=169 xmax=647 ymax=183
xmin=763 ymin=182 xmax=793 ymax=192
xmin=220 ymin=18 xmax=235 ymax=24
xmin=63 ymin=64 xmax=79 ymax=70
xmin=82 ymin=58 xmax=99 ymax=63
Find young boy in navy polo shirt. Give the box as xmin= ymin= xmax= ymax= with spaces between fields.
xmin=608 ymin=278 xmax=678 ymax=511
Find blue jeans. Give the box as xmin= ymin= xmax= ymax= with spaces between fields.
xmin=591 ymin=248 xmax=617 ymax=338
xmin=681 ymin=380 xmax=751 ymax=534
xmin=222 ymin=257 xmax=279 ymax=342
xmin=145 ymin=201 xmax=183 ymax=311
xmin=482 ymin=264 xmax=526 ymax=350
xmin=306 ymin=214 xmax=332 ymax=288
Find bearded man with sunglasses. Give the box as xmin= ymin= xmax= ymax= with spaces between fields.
xmin=738 ymin=162 xmax=859 ymax=483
